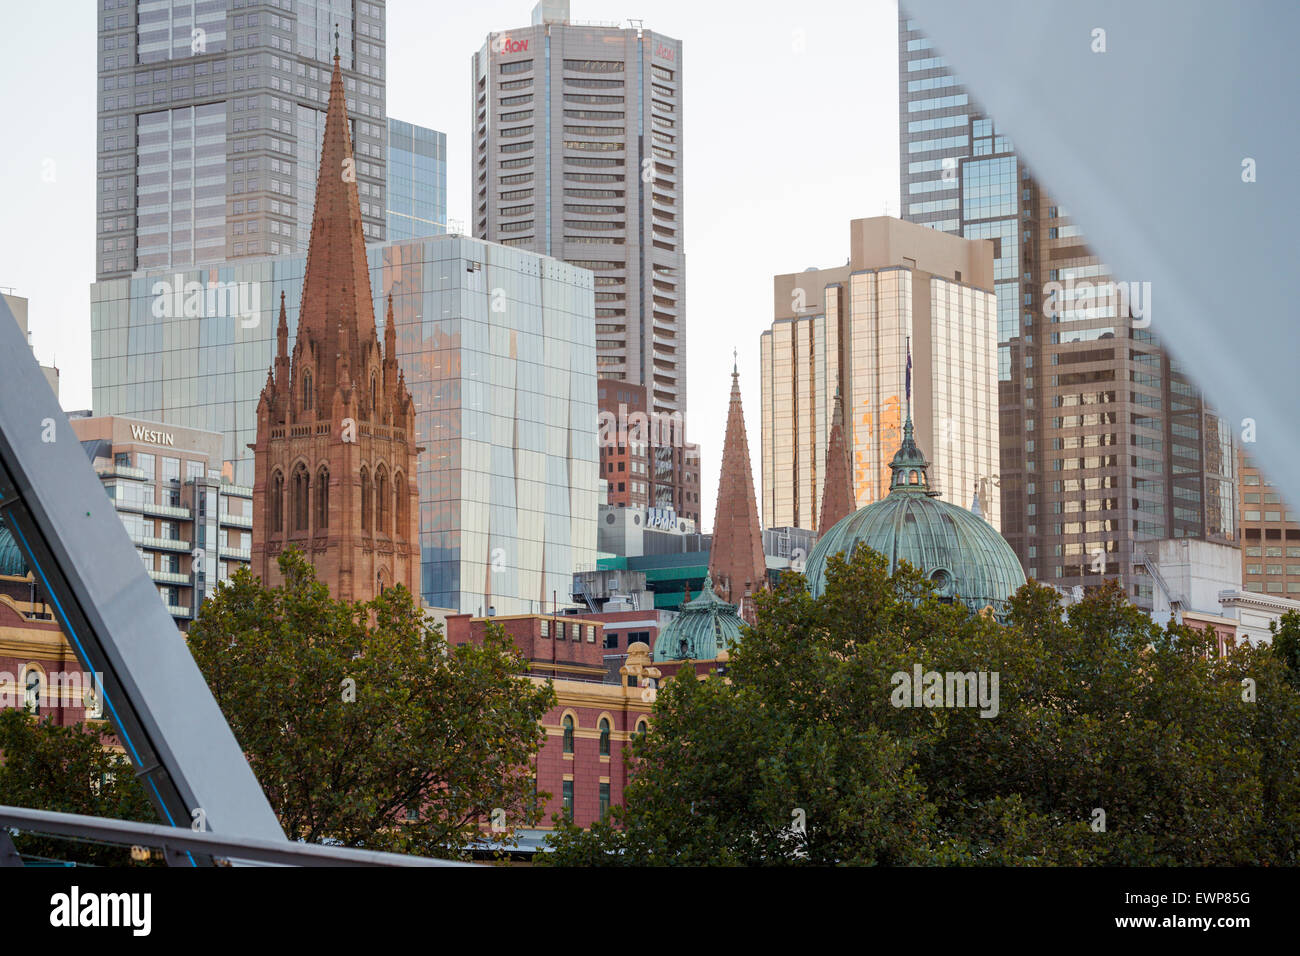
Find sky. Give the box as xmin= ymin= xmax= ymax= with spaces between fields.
xmin=0 ymin=0 xmax=902 ymax=533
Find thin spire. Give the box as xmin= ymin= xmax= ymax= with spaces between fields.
xmin=334 ymin=22 xmax=340 ymax=60
xmin=817 ymin=387 xmax=856 ymax=533
xmin=709 ymin=362 xmax=766 ymax=620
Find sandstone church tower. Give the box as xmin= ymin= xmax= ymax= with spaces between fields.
xmin=250 ymin=43 xmax=421 ymax=603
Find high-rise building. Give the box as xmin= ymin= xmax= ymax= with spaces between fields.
xmin=1237 ymin=449 xmax=1300 ymax=601
xmin=761 ymin=217 xmax=999 ymax=533
xmin=472 ymin=0 xmax=685 ymax=418
xmin=250 ymin=50 xmax=421 ymax=604
xmin=386 ymin=117 xmax=447 ymax=240
xmin=91 ymin=237 xmax=598 ymax=615
xmin=96 ymin=0 xmax=388 ymax=280
xmin=67 ymin=414 xmax=253 ymax=629
xmin=596 ymin=377 xmax=700 ymax=525
xmin=898 ymin=10 xmax=1236 ymax=608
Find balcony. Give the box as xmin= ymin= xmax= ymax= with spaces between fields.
xmin=166 ymin=604 xmax=194 ymax=620
xmin=96 ymin=465 xmax=146 ymax=481
xmin=220 ymin=512 xmax=253 ymax=529
xmin=149 ymin=569 xmax=191 ymax=586
xmin=140 ymin=501 xmax=192 ymax=520
xmin=132 ymin=534 xmax=191 ymax=553
xmin=220 ymin=545 xmax=251 ymax=561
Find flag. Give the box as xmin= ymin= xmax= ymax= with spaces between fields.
xmin=905 ymin=340 xmax=912 ymax=403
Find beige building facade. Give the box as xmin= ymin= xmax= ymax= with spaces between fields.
xmin=760 ymin=217 xmax=999 ymax=532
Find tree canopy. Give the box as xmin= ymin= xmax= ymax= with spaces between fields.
xmin=187 ymin=549 xmax=555 ymax=858
xmin=544 ymin=544 xmax=1300 ymax=865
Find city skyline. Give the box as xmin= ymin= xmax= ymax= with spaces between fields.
xmin=0 ymin=0 xmax=903 ymax=534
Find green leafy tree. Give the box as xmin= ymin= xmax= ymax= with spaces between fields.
xmin=187 ymin=549 xmax=555 ymax=859
xmin=545 ymin=544 xmax=1300 ymax=865
xmin=0 ymin=709 xmax=155 ymax=865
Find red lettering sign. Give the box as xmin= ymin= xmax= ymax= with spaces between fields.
xmin=498 ymin=37 xmax=529 ymax=54
xmin=654 ymin=43 xmax=674 ymax=62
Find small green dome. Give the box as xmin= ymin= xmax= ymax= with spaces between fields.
xmin=653 ymin=572 xmax=745 ymax=662
xmin=0 ymin=517 xmax=30 ymax=577
xmin=804 ymin=415 xmax=1025 ymax=617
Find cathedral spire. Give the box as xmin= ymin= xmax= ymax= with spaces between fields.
xmin=709 ymin=356 xmax=766 ymax=620
xmin=817 ymin=387 xmax=856 ymax=533
xmin=296 ymin=43 xmax=375 ymax=397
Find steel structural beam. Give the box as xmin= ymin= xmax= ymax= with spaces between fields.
xmin=0 ymin=297 xmax=286 ymax=860
xmin=0 ymin=806 xmax=465 ymax=867
xmin=906 ymin=0 xmax=1300 ymax=514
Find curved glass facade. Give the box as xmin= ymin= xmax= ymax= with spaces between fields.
xmin=91 ymin=235 xmax=599 ymax=614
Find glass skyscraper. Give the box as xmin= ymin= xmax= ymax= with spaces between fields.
xmin=898 ymin=9 xmax=1236 ymax=608
xmin=386 ymin=118 xmax=447 ymax=240
xmin=97 ymin=0 xmax=388 ymax=279
xmin=90 ymin=235 xmax=599 ymax=614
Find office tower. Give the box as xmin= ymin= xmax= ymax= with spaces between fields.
xmin=761 ymin=217 xmax=999 ymax=534
xmin=96 ymin=0 xmax=388 ymax=280
xmin=90 ymin=232 xmax=599 ymax=615
xmin=68 ymin=414 xmax=253 ymax=630
xmin=898 ymin=10 xmax=1236 ymax=608
xmin=597 ymin=377 xmax=701 ymax=525
xmin=1237 ymin=448 xmax=1300 ymax=600
xmin=472 ymin=0 xmax=685 ymax=418
xmin=251 ymin=50 xmax=420 ymax=604
xmin=709 ymin=362 xmax=765 ymax=617
xmin=2 ymin=292 xmax=59 ymax=398
xmin=386 ymin=117 xmax=447 ymax=240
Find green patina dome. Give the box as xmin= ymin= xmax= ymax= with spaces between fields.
xmin=653 ymin=572 xmax=745 ymax=662
xmin=804 ymin=415 xmax=1025 ymax=618
xmin=0 ymin=517 xmax=30 ymax=578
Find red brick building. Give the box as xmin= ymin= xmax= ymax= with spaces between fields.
xmin=597 ymin=378 xmax=702 ymax=526
xmin=250 ymin=51 xmax=421 ymax=603
xmin=445 ymin=612 xmax=657 ymax=829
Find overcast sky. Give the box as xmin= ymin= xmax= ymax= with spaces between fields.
xmin=0 ymin=0 xmax=901 ymax=532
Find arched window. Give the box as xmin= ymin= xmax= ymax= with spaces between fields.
xmin=303 ymin=369 xmax=313 ymax=411
xmin=599 ymin=718 xmax=611 ymax=757
xmin=635 ymin=718 xmax=648 ymax=739
xmin=292 ymin=463 xmax=309 ymax=531
xmin=24 ymin=667 xmax=43 ymax=715
xmin=315 ymin=466 xmax=329 ymax=529
xmin=562 ymin=715 xmax=575 ymax=754
xmin=270 ymin=470 xmax=284 ymax=532
xmin=393 ymin=470 xmax=406 ymax=537
xmin=375 ymin=466 xmax=388 ymax=535
xmin=360 ymin=467 xmax=370 ymax=531
xmin=370 ymin=372 xmax=378 ymax=416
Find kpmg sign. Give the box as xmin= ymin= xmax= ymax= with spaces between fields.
xmin=646 ymin=507 xmax=678 ymax=531
xmin=129 ymin=424 xmax=175 ymax=447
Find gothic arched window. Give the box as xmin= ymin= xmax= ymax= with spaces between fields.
xmin=316 ymin=466 xmax=329 ymax=529
xmin=303 ymin=369 xmax=313 ymax=411
xmin=370 ymin=372 xmax=378 ymax=416
xmin=393 ymin=470 xmax=406 ymax=537
xmin=360 ymin=467 xmax=371 ymax=531
xmin=599 ymin=718 xmax=611 ymax=757
xmin=292 ymin=463 xmax=309 ymax=531
xmin=562 ymin=715 xmax=575 ymax=755
xmin=271 ymin=470 xmax=284 ymax=532
xmin=375 ymin=466 xmax=388 ymax=535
